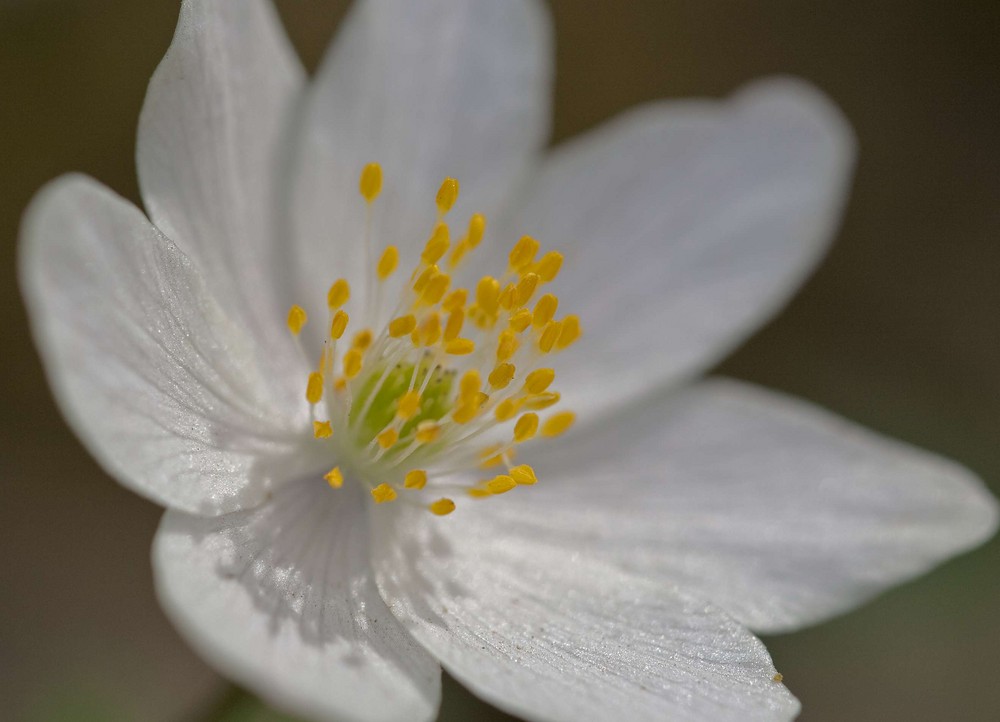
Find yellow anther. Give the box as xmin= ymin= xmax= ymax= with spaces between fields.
xmin=287 ymin=305 xmax=307 ymax=336
xmin=451 ymin=401 xmax=480 ymax=424
xmin=444 ymin=308 xmax=465 ymax=342
xmin=448 ymin=239 xmax=471 ymax=270
xmin=389 ymin=314 xmax=417 ymax=337
xmin=306 ymin=372 xmax=324 ymax=404
xmin=496 ymin=329 xmax=519 ymax=362
xmin=377 ymin=427 xmax=399 ymax=449
xmin=421 ymin=223 xmax=450 ymax=265
xmin=495 ymin=398 xmax=520 ymax=422
xmin=330 ymin=310 xmax=349 ymax=339
xmin=535 ymin=251 xmax=563 ymax=283
xmin=459 ymin=370 xmax=481 ymax=400
xmin=324 ymin=467 xmax=344 ymax=488
xmin=524 ymin=368 xmax=555 ymax=394
xmin=418 ymin=312 xmax=441 ymax=346
xmin=532 ymin=294 xmax=558 ymax=329
xmin=488 ymin=362 xmax=516 ymax=390
xmin=509 ymin=308 xmax=532 ymax=332
xmin=397 ymin=390 xmax=421 ymax=420
xmin=313 ymin=420 xmax=333 ymax=439
xmin=478 ymin=444 xmax=507 ymax=468
xmin=522 ymin=391 xmax=560 ymax=410
xmin=327 ymin=279 xmax=351 ymax=309
xmin=404 ymin=469 xmax=428 ymax=490
xmin=556 ymin=315 xmax=581 ymax=349
xmin=498 ymin=283 xmax=517 ymax=311
xmin=429 ymin=498 xmax=456 ymax=515
xmin=343 ymin=348 xmax=363 ymax=379
xmin=352 ymin=328 xmax=373 ymax=350
xmin=509 ymin=235 xmax=540 ymax=272
xmin=436 ymin=177 xmax=460 ymax=215
xmin=371 ymin=483 xmax=397 ymax=504
xmin=466 ymin=213 xmax=486 ymax=248
xmin=442 ymin=288 xmax=467 ymax=313
xmin=467 ymin=304 xmax=491 ymax=330
xmin=334 ymin=377 xmax=347 ymax=391
xmin=509 ymin=464 xmax=537 ymax=486
xmin=515 ymin=273 xmax=539 ymax=306
xmin=513 ymin=412 xmax=539 ymax=442
xmin=377 ymin=246 xmax=399 ymax=280
xmin=445 ymin=338 xmax=475 ymax=355
xmin=538 ymin=320 xmax=562 ymax=353
xmin=468 ymin=487 xmax=493 ymax=499
xmin=541 ymin=411 xmax=575 ymax=437
xmin=413 ymin=264 xmax=438 ymax=294
xmin=415 ymin=420 xmax=441 ymax=444
xmin=476 ymin=276 xmax=501 ymax=315
xmin=487 ymin=475 xmax=516 ymax=495
xmin=359 ymin=162 xmax=383 ymax=203
xmin=420 ymin=272 xmax=451 ymax=305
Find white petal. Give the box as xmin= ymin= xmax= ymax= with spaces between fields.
xmin=371 ymin=505 xmax=798 ymax=722
xmin=285 ymin=0 xmax=552 ymax=325
xmin=137 ymin=0 xmax=306 ymax=399
xmin=495 ymin=378 xmax=998 ymax=633
xmin=153 ymin=480 xmax=440 ymax=722
xmin=500 ymin=77 xmax=855 ymax=420
xmin=20 ymin=175 xmax=313 ymax=515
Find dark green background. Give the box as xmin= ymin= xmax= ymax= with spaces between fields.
xmin=2 ymin=1 xmax=997 ymax=720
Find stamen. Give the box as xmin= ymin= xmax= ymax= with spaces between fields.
xmin=513 ymin=413 xmax=539 ymax=443
xmin=429 ymin=498 xmax=456 ymax=515
xmin=324 ymin=467 xmax=344 ymax=488
xmin=287 ymin=305 xmax=307 ymax=335
xmin=313 ymin=420 xmax=333 ymax=439
xmin=436 ymin=178 xmax=460 ymax=215
xmin=377 ymin=246 xmax=399 ymax=280
xmin=306 ymin=372 xmax=324 ymax=404
xmin=371 ymin=483 xmax=397 ymax=503
xmin=404 ymin=469 xmax=428 ymax=489
xmin=327 ymin=279 xmax=351 ymax=309
xmin=541 ymin=411 xmax=575 ymax=437
xmin=359 ymin=163 xmax=383 ymax=203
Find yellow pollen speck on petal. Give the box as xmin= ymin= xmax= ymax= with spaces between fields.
xmin=535 ymin=251 xmax=563 ymax=283
xmin=516 ymin=273 xmax=539 ymax=306
xmin=495 ymin=398 xmax=520 ymax=422
xmin=359 ymin=162 xmax=383 ymax=202
xmin=422 ymin=223 xmax=450 ymax=265
xmin=343 ymin=348 xmax=363 ymax=379
xmin=557 ymin=315 xmax=581 ymax=349
xmin=522 ymin=391 xmax=560 ymax=411
xmin=377 ymin=246 xmax=399 ymax=280
xmin=371 ymin=483 xmax=397 ymax=504
xmin=327 ymin=279 xmax=351 ymax=309
xmin=287 ymin=305 xmax=307 ymax=335
xmin=397 ymin=390 xmax=421 ymax=420
xmin=429 ymin=498 xmax=456 ymax=515
xmin=404 ymin=469 xmax=428 ymax=489
xmin=377 ymin=428 xmax=399 ymax=449
xmin=389 ymin=314 xmax=417 ymax=337
xmin=513 ymin=413 xmax=539 ymax=442
xmin=444 ymin=308 xmax=465 ymax=341
xmin=532 ymin=294 xmax=558 ymax=328
xmin=306 ymin=372 xmax=324 ymax=404
xmin=436 ymin=177 xmax=459 ymax=215
xmin=352 ymin=329 xmax=373 ymax=350
xmin=466 ymin=213 xmax=486 ymax=248
xmin=330 ymin=310 xmax=349 ymax=339
xmin=772 ymin=673 xmax=784 ymax=684
xmin=445 ymin=338 xmax=475 ymax=355
xmin=442 ymin=288 xmax=467 ymax=312
xmin=487 ymin=475 xmax=516 ymax=494
xmin=509 ymin=464 xmax=537 ymax=485
xmin=488 ymin=362 xmax=515 ymax=390
xmin=415 ymin=420 xmax=441 ymax=444
xmin=509 ymin=235 xmax=540 ymax=273
xmin=313 ymin=420 xmax=333 ymax=439
xmin=538 ymin=320 xmax=562 ymax=353
xmin=541 ymin=411 xmax=575 ymax=437
xmin=524 ymin=368 xmax=555 ymax=394
xmin=324 ymin=467 xmax=344 ymax=488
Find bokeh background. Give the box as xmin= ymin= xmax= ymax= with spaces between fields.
xmin=1 ymin=1 xmax=997 ymax=720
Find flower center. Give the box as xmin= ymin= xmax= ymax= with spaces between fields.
xmin=286 ymin=164 xmax=579 ymax=516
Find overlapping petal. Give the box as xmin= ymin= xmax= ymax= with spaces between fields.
xmin=154 ymin=480 xmax=440 ymax=722
xmin=371 ymin=503 xmax=800 ymax=722
xmin=495 ymin=78 xmax=855 ymax=422
xmin=20 ymin=175 xmax=313 ymax=515
xmin=480 ymin=378 xmax=997 ymax=633
xmin=284 ymin=0 xmax=552 ymax=329
xmin=137 ymin=0 xmax=306 ymax=402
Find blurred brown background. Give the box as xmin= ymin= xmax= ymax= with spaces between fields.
xmin=1 ymin=1 xmax=997 ymax=720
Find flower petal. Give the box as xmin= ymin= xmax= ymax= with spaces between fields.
xmin=493 ymin=378 xmax=998 ymax=634
xmin=371 ymin=504 xmax=798 ymax=722
xmin=285 ymin=0 xmax=552 ymax=324
xmin=20 ymin=175 xmax=313 ymax=515
xmin=500 ymin=78 xmax=855 ymax=420
xmin=137 ymin=0 xmax=305 ymax=390
xmin=153 ymin=480 xmax=440 ymax=722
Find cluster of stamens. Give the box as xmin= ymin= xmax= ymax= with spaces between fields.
xmin=286 ymin=163 xmax=579 ymax=516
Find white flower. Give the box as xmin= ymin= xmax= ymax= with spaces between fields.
xmin=19 ymin=1 xmax=997 ymax=721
